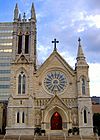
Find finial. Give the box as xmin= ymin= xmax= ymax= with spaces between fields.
xmin=54 ymin=89 xmax=57 ymax=96
xmin=23 ymin=13 xmax=26 ymax=19
xmin=18 ymin=14 xmax=21 ymax=21
xmin=52 ymin=38 xmax=59 ymax=51
xmin=22 ymin=12 xmax=27 ymax=22
xmin=78 ymin=37 xmax=81 ymax=46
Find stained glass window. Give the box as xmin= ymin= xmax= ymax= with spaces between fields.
xmin=44 ymin=71 xmax=67 ymax=94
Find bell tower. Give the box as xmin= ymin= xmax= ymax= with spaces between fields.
xmin=6 ymin=4 xmax=36 ymax=134
xmin=76 ymin=38 xmax=93 ymax=136
xmin=12 ymin=3 xmax=36 ymax=70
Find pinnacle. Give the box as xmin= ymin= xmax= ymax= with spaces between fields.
xmin=76 ymin=38 xmax=85 ymax=61
xmin=31 ymin=3 xmax=36 ymax=20
xmin=15 ymin=3 xmax=18 ymax=9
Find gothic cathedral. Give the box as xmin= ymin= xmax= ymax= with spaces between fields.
xmin=6 ymin=3 xmax=93 ymax=136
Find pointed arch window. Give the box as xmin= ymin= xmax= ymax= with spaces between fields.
xmin=18 ymin=72 xmax=26 ymax=94
xmin=84 ymin=109 xmax=87 ymax=123
xmin=82 ymin=78 xmax=86 ymax=95
xmin=18 ymin=35 xmax=22 ymax=54
xmin=17 ymin=112 xmax=20 ymax=123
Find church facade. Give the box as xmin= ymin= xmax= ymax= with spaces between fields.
xmin=6 ymin=3 xmax=93 ymax=136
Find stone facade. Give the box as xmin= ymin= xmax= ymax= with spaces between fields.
xmin=6 ymin=3 xmax=93 ymax=136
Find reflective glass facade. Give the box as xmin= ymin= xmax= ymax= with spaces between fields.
xmin=0 ymin=22 xmax=13 ymax=101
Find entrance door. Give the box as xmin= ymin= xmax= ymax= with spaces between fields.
xmin=51 ymin=112 xmax=62 ymax=130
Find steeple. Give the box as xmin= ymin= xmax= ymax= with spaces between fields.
xmin=31 ymin=3 xmax=36 ymax=21
xmin=76 ymin=37 xmax=85 ymax=61
xmin=75 ymin=37 xmax=88 ymax=68
xmin=14 ymin=3 xmax=19 ymax=21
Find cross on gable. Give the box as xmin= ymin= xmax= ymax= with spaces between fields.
xmin=52 ymin=38 xmax=59 ymax=51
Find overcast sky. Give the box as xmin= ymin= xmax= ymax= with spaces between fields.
xmin=0 ymin=0 xmax=100 ymax=96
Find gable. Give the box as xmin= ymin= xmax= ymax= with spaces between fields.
xmin=44 ymin=94 xmax=69 ymax=110
xmin=36 ymin=51 xmax=75 ymax=76
xmin=14 ymin=54 xmax=29 ymax=64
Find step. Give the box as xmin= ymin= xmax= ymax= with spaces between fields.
xmin=0 ymin=134 xmax=99 ymax=140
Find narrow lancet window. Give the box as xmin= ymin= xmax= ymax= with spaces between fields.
xmin=18 ymin=35 xmax=22 ymax=54
xmin=82 ymin=78 xmax=85 ymax=95
xmin=22 ymin=112 xmax=25 ymax=123
xmin=23 ymin=75 xmax=26 ymax=94
xmin=18 ymin=72 xmax=26 ymax=94
xmin=18 ymin=75 xmax=21 ymax=94
xmin=17 ymin=112 xmax=20 ymax=123
xmin=84 ymin=109 xmax=87 ymax=123
xmin=25 ymin=35 xmax=29 ymax=54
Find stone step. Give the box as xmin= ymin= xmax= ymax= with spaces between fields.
xmin=0 ymin=135 xmax=99 ymax=140
xmin=0 ymin=135 xmax=19 ymax=140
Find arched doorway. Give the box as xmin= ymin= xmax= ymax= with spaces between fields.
xmin=51 ymin=112 xmax=62 ymax=130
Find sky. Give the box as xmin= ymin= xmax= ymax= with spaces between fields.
xmin=0 ymin=0 xmax=100 ymax=97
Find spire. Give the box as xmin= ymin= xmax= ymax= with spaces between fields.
xmin=76 ymin=37 xmax=85 ymax=61
xmin=31 ymin=3 xmax=36 ymax=21
xmin=14 ymin=3 xmax=19 ymax=21
xmin=75 ymin=37 xmax=89 ymax=69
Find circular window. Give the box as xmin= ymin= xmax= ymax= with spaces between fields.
xmin=44 ymin=70 xmax=67 ymax=94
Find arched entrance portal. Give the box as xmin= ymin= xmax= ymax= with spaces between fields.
xmin=51 ymin=112 xmax=62 ymax=130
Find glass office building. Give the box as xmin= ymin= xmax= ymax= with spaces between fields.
xmin=0 ymin=23 xmax=13 ymax=101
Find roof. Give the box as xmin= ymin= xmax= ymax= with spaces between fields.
xmin=92 ymin=104 xmax=100 ymax=113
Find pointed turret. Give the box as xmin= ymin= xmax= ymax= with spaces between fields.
xmin=14 ymin=3 xmax=19 ymax=21
xmin=31 ymin=3 xmax=36 ymax=21
xmin=75 ymin=37 xmax=88 ymax=68
xmin=76 ymin=37 xmax=85 ymax=61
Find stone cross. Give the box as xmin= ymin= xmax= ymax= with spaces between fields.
xmin=52 ymin=38 xmax=59 ymax=51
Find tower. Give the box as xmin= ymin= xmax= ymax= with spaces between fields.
xmin=13 ymin=3 xmax=36 ymax=68
xmin=6 ymin=3 xmax=36 ymax=135
xmin=76 ymin=38 xmax=93 ymax=136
